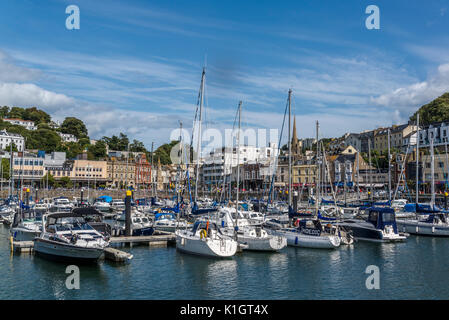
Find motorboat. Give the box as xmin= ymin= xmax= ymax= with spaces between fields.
xmin=396 ymin=205 xmax=449 ymax=236
xmin=153 ymin=212 xmax=190 ymax=233
xmin=111 ymin=199 xmax=126 ymax=211
xmin=337 ymin=207 xmax=407 ymax=242
xmin=94 ymin=200 xmax=111 ymax=213
xmin=49 ymin=197 xmax=74 ymax=212
xmin=175 ymin=220 xmax=238 ymax=258
xmin=10 ymin=214 xmax=43 ymax=241
xmin=34 ymin=212 xmax=109 ymax=262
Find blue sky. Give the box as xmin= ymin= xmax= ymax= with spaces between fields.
xmin=1 ymin=0 xmax=449 ymax=151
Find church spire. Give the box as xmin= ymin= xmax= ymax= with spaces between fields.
xmin=291 ymin=116 xmax=299 ymax=154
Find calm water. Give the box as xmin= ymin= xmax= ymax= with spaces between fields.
xmin=1 ymin=224 xmax=448 ymax=300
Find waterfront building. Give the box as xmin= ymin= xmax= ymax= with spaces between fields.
xmin=71 ymin=160 xmax=108 ymax=187
xmin=0 ymin=130 xmax=25 ymax=151
xmin=2 ymin=118 xmax=37 ymax=131
xmin=12 ymin=152 xmax=45 ymax=184
xmin=201 ymin=144 xmax=278 ymax=186
xmin=374 ymin=124 xmax=417 ymax=153
xmin=107 ymin=158 xmax=136 ymax=189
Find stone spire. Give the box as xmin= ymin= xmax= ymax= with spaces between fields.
xmin=291 ymin=116 xmax=300 ymax=155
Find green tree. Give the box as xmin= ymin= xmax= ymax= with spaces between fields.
xmin=88 ymin=140 xmax=107 ymax=159
xmin=8 ymin=107 xmax=25 ymax=119
xmin=1 ymin=158 xmax=10 ymax=180
xmin=129 ymin=139 xmax=146 ymax=152
xmin=41 ymin=173 xmax=55 ymax=187
xmin=61 ymin=117 xmax=88 ymax=138
xmin=59 ymin=176 xmax=73 ymax=188
xmin=0 ymin=106 xmax=9 ymax=118
xmin=410 ymin=92 xmax=449 ymax=125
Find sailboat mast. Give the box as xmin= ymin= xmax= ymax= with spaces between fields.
xmin=430 ymin=136 xmax=435 ymax=207
xmin=195 ymin=68 xmax=205 ymax=203
xmin=357 ymin=150 xmax=360 ymax=202
xmin=416 ymin=114 xmax=420 ymax=205
xmin=287 ymin=89 xmax=292 ymax=209
xmin=368 ymin=139 xmax=372 ymax=202
xmin=316 ymin=121 xmax=320 ymax=215
xmin=235 ymin=101 xmax=242 ymax=232
xmin=388 ymin=128 xmax=392 ymax=203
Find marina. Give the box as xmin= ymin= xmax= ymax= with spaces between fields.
xmin=2 ymin=0 xmax=449 ymax=304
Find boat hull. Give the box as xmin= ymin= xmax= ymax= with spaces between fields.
xmin=275 ymin=230 xmax=340 ymax=249
xmin=175 ymin=233 xmax=237 ymax=258
xmin=238 ymin=235 xmax=287 ymax=251
xmin=34 ymin=238 xmax=104 ymax=262
xmin=396 ymin=220 xmax=449 ymax=236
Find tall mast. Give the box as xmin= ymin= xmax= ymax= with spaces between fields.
xmin=150 ymin=142 xmax=154 ymax=197
xmin=415 ymin=114 xmax=420 ymax=205
xmin=195 ymin=68 xmax=205 ymax=203
xmin=316 ymin=120 xmax=320 ymax=215
xmin=356 ymin=150 xmax=360 ymax=202
xmin=235 ymin=101 xmax=242 ymax=233
xmin=388 ymin=129 xmax=392 ymax=203
xmin=430 ymin=136 xmax=435 ymax=207
xmin=368 ymin=139 xmax=372 ymax=202
xmin=287 ymin=89 xmax=292 ymax=209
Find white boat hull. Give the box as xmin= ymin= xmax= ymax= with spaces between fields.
xmin=396 ymin=220 xmax=449 ymax=236
xmin=34 ymin=238 xmax=104 ymax=261
xmin=237 ymin=234 xmax=287 ymax=251
xmin=175 ymin=232 xmax=237 ymax=258
xmin=275 ymin=230 xmax=340 ymax=249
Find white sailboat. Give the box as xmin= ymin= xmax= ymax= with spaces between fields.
xmin=272 ymin=90 xmax=341 ymax=249
xmin=175 ymin=67 xmax=238 ymax=258
xmin=396 ymin=131 xmax=449 ymax=236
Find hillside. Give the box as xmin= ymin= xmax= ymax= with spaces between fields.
xmin=410 ymin=92 xmax=449 ymax=125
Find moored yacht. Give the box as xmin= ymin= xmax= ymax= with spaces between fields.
xmin=34 ymin=212 xmax=109 ymax=262
xmin=175 ymin=220 xmax=238 ymax=258
xmin=337 ymin=207 xmax=407 ymax=242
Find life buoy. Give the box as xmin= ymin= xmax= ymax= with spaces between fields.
xmin=294 ymin=219 xmax=300 ymax=227
xmin=200 ymin=229 xmax=207 ymax=239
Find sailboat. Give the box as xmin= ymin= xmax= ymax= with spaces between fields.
xmin=175 ymin=67 xmax=238 ymax=258
xmin=212 ymin=101 xmax=287 ymax=252
xmin=271 ymin=90 xmax=342 ymax=249
xmin=396 ymin=129 xmax=449 ymax=236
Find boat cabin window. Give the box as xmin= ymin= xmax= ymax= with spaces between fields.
xmin=368 ymin=211 xmax=378 ymax=224
xmin=382 ymin=212 xmax=395 ymax=223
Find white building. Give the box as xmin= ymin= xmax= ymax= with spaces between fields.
xmin=201 ymin=143 xmax=278 ymax=185
xmin=2 ymin=118 xmax=36 ymax=130
xmin=58 ymin=132 xmax=78 ymax=143
xmin=418 ymin=122 xmax=449 ymax=147
xmin=0 ymin=130 xmax=25 ymax=151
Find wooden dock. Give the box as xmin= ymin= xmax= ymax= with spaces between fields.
xmin=109 ymin=231 xmax=176 ymax=247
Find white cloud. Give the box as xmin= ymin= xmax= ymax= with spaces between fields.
xmin=371 ymin=62 xmax=449 ymax=117
xmin=0 ymin=82 xmax=75 ymax=109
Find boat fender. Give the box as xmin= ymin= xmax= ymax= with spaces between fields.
xmin=294 ymin=219 xmax=300 ymax=227
xmin=295 ymin=236 xmax=298 ymax=245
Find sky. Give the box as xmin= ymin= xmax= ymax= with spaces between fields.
xmin=1 ymin=0 xmax=449 ymax=153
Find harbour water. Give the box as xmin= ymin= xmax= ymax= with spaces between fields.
xmin=1 ymin=224 xmax=449 ymax=300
